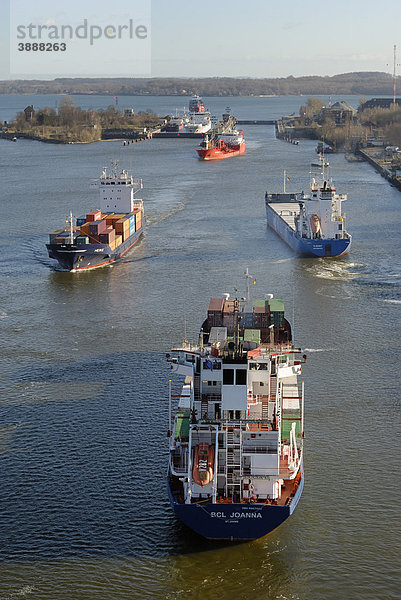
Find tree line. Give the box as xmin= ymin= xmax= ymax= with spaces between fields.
xmin=1 ymin=72 xmax=399 ymax=96
xmin=10 ymin=97 xmax=162 ymax=143
xmin=293 ymin=98 xmax=401 ymax=148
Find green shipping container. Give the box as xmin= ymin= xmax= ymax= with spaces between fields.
xmin=244 ymin=329 xmax=261 ymax=343
xmin=174 ymin=409 xmax=190 ymax=441
xmin=269 ymin=298 xmax=285 ymax=327
xmin=281 ymin=410 xmax=301 ymax=441
xmin=76 ymin=236 xmax=89 ymax=245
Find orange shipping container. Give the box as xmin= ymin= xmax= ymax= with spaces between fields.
xmin=106 ymin=213 xmax=126 ymax=226
xmin=115 ymin=219 xmax=130 ymax=235
xmin=114 ymin=234 xmax=123 ymax=247
xmin=105 ymin=214 xmax=116 ymax=225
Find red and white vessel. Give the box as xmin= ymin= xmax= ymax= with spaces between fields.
xmin=196 ymin=129 xmax=245 ymax=161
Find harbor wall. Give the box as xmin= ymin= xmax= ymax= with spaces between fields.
xmin=357 ymin=148 xmax=401 ymax=191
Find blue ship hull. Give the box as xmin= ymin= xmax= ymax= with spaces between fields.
xmin=47 ymin=222 xmax=145 ymax=271
xmin=167 ymin=471 xmax=304 ymax=541
xmin=266 ymin=204 xmax=351 ymax=257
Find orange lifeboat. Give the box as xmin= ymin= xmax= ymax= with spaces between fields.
xmin=310 ymin=214 xmax=321 ymax=235
xmin=192 ymin=443 xmax=215 ymax=486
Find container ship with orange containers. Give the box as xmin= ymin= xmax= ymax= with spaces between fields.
xmin=46 ymin=163 xmax=145 ymax=271
xmin=196 ymin=129 xmax=245 ymax=161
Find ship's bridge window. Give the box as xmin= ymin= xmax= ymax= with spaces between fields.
xmin=185 ymin=354 xmax=195 ymax=363
xmin=236 ymin=369 xmax=247 ymax=385
xmin=249 ymin=362 xmax=268 ymax=370
xmin=203 ymin=360 xmax=221 ymax=370
xmin=223 ymin=369 xmax=234 ymax=385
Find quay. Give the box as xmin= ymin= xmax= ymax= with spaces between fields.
xmin=152 ymin=131 xmax=203 ymax=139
xmin=357 ymin=147 xmax=401 ymax=192
xmin=236 ymin=120 xmax=276 ymax=125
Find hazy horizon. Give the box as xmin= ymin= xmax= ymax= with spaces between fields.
xmin=1 ymin=0 xmax=401 ymax=80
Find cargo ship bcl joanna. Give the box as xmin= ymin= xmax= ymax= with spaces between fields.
xmin=46 ymin=163 xmax=145 ymax=271
xmin=167 ymin=273 xmax=305 ymax=540
xmin=265 ymin=167 xmax=351 ymax=257
xmin=196 ymin=129 xmax=245 ymax=161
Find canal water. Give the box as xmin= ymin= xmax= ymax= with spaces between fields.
xmin=0 ymin=95 xmax=400 ymax=600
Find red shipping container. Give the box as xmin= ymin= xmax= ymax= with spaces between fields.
xmin=86 ymin=210 xmax=102 ymax=222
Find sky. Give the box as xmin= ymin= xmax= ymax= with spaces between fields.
xmin=1 ymin=0 xmax=401 ymax=80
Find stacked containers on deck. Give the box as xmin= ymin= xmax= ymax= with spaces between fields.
xmin=105 ymin=214 xmax=125 ymax=227
xmin=115 ymin=216 xmax=130 ymax=241
xmin=253 ymin=300 xmax=269 ymax=329
xmin=135 ymin=209 xmax=142 ymax=231
xmin=99 ymin=227 xmax=116 ymax=249
xmin=87 ymin=219 xmax=106 ymax=243
xmin=223 ymin=300 xmax=235 ymax=330
xmin=207 ymin=298 xmax=225 ymax=327
xmin=268 ymin=299 xmax=284 ymax=328
xmin=76 ymin=206 xmax=143 ymax=247
xmin=128 ymin=213 xmax=136 ymax=236
xmin=85 ymin=210 xmax=102 ymax=222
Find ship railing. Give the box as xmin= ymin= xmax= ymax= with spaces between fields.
xmin=242 ymin=446 xmax=277 ymax=454
xmin=169 ymin=455 xmax=188 ymax=476
xmin=201 ymin=393 xmax=221 ymax=402
xmin=170 ymin=463 xmax=188 ymax=476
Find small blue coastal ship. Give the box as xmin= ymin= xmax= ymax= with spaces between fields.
xmin=265 ymin=168 xmax=351 ymax=257
xmin=167 ymin=274 xmax=305 ymax=541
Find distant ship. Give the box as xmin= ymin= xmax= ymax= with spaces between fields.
xmin=167 ymin=273 xmax=305 ymax=540
xmin=163 ymin=96 xmax=211 ymax=135
xmin=316 ymin=140 xmax=334 ymax=154
xmin=46 ymin=163 xmax=145 ymax=271
xmin=162 ymin=109 xmax=190 ymax=132
xmin=310 ymin=153 xmax=329 ymax=168
xmin=196 ymin=129 xmax=245 ymax=160
xmin=265 ymin=167 xmax=351 ymax=257
xmin=185 ymin=95 xmax=212 ymax=134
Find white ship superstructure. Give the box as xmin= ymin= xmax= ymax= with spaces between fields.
xmin=167 ymin=277 xmax=305 ymax=540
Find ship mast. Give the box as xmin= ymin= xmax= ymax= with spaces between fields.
xmin=69 ymin=211 xmax=74 ymax=244
xmin=393 ymin=44 xmax=399 ymax=105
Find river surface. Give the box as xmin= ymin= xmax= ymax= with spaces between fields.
xmin=0 ymin=95 xmax=400 ymax=600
